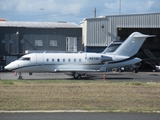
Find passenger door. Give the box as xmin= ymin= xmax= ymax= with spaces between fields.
xmin=36 ymin=54 xmax=44 ymax=67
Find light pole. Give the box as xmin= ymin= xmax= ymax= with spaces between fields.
xmin=16 ymin=31 xmax=20 ymax=54
xmin=119 ymin=0 xmax=121 ymax=14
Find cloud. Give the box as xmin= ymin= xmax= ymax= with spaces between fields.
xmin=103 ymin=0 xmax=158 ymax=15
xmin=1 ymin=0 xmax=85 ymax=13
xmin=0 ymin=0 xmax=160 ymax=24
xmin=122 ymin=0 xmax=155 ymax=13
xmin=104 ymin=1 xmax=119 ymax=10
xmin=0 ymin=0 xmax=88 ymax=23
xmin=0 ymin=0 xmax=17 ymax=11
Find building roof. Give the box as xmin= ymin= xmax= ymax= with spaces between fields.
xmin=0 ymin=21 xmax=81 ymax=28
xmin=83 ymin=12 xmax=160 ymax=21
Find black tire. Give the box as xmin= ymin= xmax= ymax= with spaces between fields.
xmin=29 ymin=72 xmax=32 ymax=75
xmin=133 ymin=69 xmax=138 ymax=73
xmin=77 ymin=74 xmax=81 ymax=79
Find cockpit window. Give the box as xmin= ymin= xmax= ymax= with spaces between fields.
xmin=20 ymin=57 xmax=30 ymax=61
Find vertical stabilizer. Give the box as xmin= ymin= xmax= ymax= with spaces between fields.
xmin=113 ymin=32 xmax=154 ymax=57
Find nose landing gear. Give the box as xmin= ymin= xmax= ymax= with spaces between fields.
xmin=18 ymin=72 xmax=23 ymax=80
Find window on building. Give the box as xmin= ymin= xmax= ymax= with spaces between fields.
xmin=35 ymin=40 xmax=43 ymax=46
xmin=66 ymin=37 xmax=77 ymax=52
xmin=50 ymin=40 xmax=57 ymax=46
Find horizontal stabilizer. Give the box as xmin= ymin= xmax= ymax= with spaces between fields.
xmin=133 ymin=34 xmax=156 ymax=38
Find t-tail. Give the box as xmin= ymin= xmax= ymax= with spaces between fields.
xmin=113 ymin=32 xmax=155 ymax=57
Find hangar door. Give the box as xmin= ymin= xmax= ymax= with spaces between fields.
xmin=117 ymin=28 xmax=160 ymax=59
xmin=66 ymin=37 xmax=77 ymax=52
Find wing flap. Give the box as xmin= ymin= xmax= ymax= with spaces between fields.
xmin=54 ymin=69 xmax=99 ymax=72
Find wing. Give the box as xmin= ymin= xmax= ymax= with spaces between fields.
xmin=54 ymin=69 xmax=99 ymax=72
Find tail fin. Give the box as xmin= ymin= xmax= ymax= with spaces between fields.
xmin=113 ymin=32 xmax=155 ymax=57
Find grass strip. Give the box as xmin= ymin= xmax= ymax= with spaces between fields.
xmin=0 ymin=80 xmax=160 ymax=112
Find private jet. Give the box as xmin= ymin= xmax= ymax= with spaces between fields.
xmin=5 ymin=32 xmax=154 ymax=79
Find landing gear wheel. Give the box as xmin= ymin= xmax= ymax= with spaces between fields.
xmin=29 ymin=72 xmax=32 ymax=75
xmin=74 ymin=73 xmax=82 ymax=79
xmin=77 ymin=74 xmax=81 ymax=79
xmin=118 ymin=69 xmax=123 ymax=73
xmin=132 ymin=69 xmax=138 ymax=73
xmin=18 ymin=76 xmax=23 ymax=80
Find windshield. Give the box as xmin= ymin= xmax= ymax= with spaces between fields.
xmin=19 ymin=57 xmax=30 ymax=61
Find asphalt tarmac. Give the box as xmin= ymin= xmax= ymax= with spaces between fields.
xmin=0 ymin=72 xmax=160 ymax=120
xmin=0 ymin=112 xmax=160 ymax=120
xmin=0 ymin=72 xmax=160 ymax=82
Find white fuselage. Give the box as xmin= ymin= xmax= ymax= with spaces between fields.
xmin=5 ymin=52 xmax=141 ymax=73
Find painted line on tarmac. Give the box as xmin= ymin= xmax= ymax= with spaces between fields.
xmin=0 ymin=110 xmax=160 ymax=113
xmin=0 ymin=110 xmax=95 ymax=113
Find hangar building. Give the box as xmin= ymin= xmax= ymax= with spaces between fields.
xmin=81 ymin=12 xmax=160 ymax=62
xmin=0 ymin=21 xmax=82 ymax=71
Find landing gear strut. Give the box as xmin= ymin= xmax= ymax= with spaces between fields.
xmin=132 ymin=68 xmax=138 ymax=73
xmin=18 ymin=72 xmax=23 ymax=80
xmin=73 ymin=72 xmax=82 ymax=79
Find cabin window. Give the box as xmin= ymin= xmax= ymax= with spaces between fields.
xmin=68 ymin=59 xmax=71 ymax=62
xmin=79 ymin=59 xmax=81 ymax=62
xmin=46 ymin=59 xmax=49 ymax=62
xmin=74 ymin=59 xmax=76 ymax=62
xmin=35 ymin=40 xmax=43 ymax=46
xmin=57 ymin=59 xmax=60 ymax=62
xmin=52 ymin=59 xmax=54 ymax=62
xmin=50 ymin=40 xmax=57 ymax=46
xmin=63 ymin=59 xmax=65 ymax=62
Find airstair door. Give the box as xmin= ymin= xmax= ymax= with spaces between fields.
xmin=36 ymin=54 xmax=44 ymax=67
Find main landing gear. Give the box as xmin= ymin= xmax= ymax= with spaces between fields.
xmin=73 ymin=72 xmax=82 ymax=79
xmin=72 ymin=72 xmax=90 ymax=79
xmin=29 ymin=72 xmax=32 ymax=75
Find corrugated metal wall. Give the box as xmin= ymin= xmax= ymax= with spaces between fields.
xmin=82 ymin=13 xmax=160 ymax=47
xmin=0 ymin=26 xmax=82 ymax=70
xmin=0 ymin=27 xmax=82 ymax=55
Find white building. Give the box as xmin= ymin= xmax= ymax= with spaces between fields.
xmin=81 ymin=12 xmax=160 ymax=57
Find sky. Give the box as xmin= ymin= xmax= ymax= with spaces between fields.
xmin=0 ymin=0 xmax=160 ymax=25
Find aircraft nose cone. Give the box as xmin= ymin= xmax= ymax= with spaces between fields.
xmin=4 ymin=63 xmax=15 ymax=71
xmin=4 ymin=65 xmax=10 ymax=71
